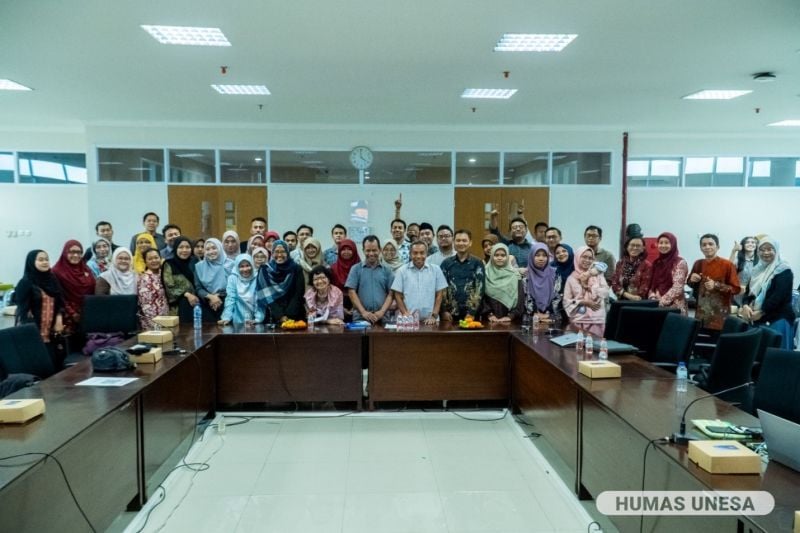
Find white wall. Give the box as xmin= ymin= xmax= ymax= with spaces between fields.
xmin=549 ymin=185 xmax=623 ymax=258
xmin=0 ymin=184 xmax=89 ymax=283
xmin=628 ymin=188 xmax=800 ymax=283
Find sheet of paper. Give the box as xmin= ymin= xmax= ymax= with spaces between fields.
xmin=76 ymin=377 xmax=139 ymax=387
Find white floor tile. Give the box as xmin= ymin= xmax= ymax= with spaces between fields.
xmin=440 ymin=490 xmax=554 ymax=532
xmin=431 ymin=457 xmax=528 ymax=492
xmin=236 ymin=494 xmax=345 ymax=533
xmin=342 ymin=492 xmax=447 ymax=533
xmin=253 ymin=461 xmax=348 ymax=494
xmin=349 ymin=431 xmax=429 ymax=461
xmin=346 ymin=458 xmax=437 ymax=493
xmin=189 ymin=461 xmax=265 ymax=495
xmin=425 ymin=431 xmax=510 ymax=460
xmin=144 ymin=494 xmax=249 ymax=533
xmin=267 ymin=431 xmax=351 ymax=463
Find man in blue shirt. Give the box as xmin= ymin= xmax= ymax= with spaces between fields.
xmin=391 ymin=241 xmax=447 ymax=324
xmin=345 ymin=235 xmax=395 ymax=323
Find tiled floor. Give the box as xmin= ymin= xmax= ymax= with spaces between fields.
xmin=122 ymin=411 xmax=597 ymax=533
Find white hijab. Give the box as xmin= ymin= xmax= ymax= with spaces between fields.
xmin=99 ymin=247 xmax=137 ymax=295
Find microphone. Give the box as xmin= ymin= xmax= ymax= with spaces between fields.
xmin=670 ymin=381 xmax=754 ymax=445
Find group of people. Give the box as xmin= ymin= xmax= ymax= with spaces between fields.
xmin=14 ymin=208 xmax=797 ymax=366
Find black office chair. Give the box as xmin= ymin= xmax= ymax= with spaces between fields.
xmin=695 ymin=328 xmax=762 ymax=404
xmin=690 ymin=314 xmax=751 ymax=371
xmin=751 ymin=348 xmax=800 ymax=423
xmin=603 ymin=299 xmax=658 ymax=340
xmin=0 ymin=323 xmax=56 ymax=379
xmin=614 ymin=306 xmax=679 ymax=356
xmin=81 ymin=295 xmax=139 ymax=335
xmin=750 ymin=327 xmax=783 ymax=383
xmin=646 ymin=314 xmax=700 ymax=370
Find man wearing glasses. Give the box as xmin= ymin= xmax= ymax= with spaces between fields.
xmin=489 ymin=216 xmax=532 ymax=269
xmin=584 ymin=225 xmax=615 ymax=282
xmin=428 ymin=225 xmax=456 ymax=266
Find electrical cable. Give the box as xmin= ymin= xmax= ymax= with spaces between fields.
xmin=0 ymin=452 xmax=97 ymax=533
xmin=639 ymin=437 xmax=669 ymax=533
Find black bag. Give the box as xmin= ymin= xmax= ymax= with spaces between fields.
xmin=52 ymin=333 xmax=69 ymax=368
xmin=91 ymin=347 xmax=136 ymax=372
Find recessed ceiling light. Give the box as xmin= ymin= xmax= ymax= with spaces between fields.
xmin=254 ymin=157 xmax=263 ymax=162
xmin=0 ymin=79 xmax=32 ymax=91
xmin=682 ymin=90 xmax=752 ymax=100
xmin=211 ymin=84 xmax=270 ymax=95
xmin=468 ymin=158 xmax=477 ymax=164
xmin=768 ymin=120 xmax=800 ymax=127
xmin=461 ymin=88 xmax=517 ymax=99
xmin=141 ymin=25 xmax=231 ymax=46
xmin=494 ymin=33 xmax=577 ymax=52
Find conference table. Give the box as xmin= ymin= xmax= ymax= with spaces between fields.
xmin=0 ymin=323 xmax=797 ymax=533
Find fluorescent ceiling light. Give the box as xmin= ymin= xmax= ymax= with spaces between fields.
xmin=682 ymin=90 xmax=752 ymax=100
xmin=418 ymin=152 xmax=444 ymax=157
xmin=468 ymin=158 xmax=477 ymax=163
xmin=768 ymin=119 xmax=800 ymax=126
xmin=0 ymin=79 xmax=32 ymax=91
xmin=461 ymin=88 xmax=517 ymax=99
xmin=99 ymin=161 xmax=123 ymax=166
xmin=175 ymin=152 xmax=206 ymax=158
xmin=254 ymin=157 xmax=263 ymax=162
xmin=494 ymin=33 xmax=577 ymax=52
xmin=141 ymin=25 xmax=231 ymax=46
xmin=211 ymin=84 xmax=270 ymax=95
xmin=129 ymin=167 xmax=150 ymax=171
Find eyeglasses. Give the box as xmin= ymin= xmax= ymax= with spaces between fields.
xmin=510 ymin=225 xmax=526 ymax=231
xmin=437 ymin=233 xmax=452 ymax=239
xmin=585 ymin=233 xmax=600 ymax=239
xmin=67 ymin=249 xmax=82 ymax=255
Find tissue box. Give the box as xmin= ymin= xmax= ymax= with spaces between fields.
xmin=0 ymin=398 xmax=46 ymax=424
xmin=130 ymin=346 xmax=162 ymax=364
xmin=795 ymin=511 xmax=799 ymax=533
xmin=152 ymin=315 xmax=179 ymax=328
xmin=578 ymin=360 xmax=621 ymax=379
xmin=138 ymin=330 xmax=173 ymax=344
xmin=688 ymin=440 xmax=761 ymax=474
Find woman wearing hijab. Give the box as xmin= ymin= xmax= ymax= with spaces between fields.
xmin=52 ymin=239 xmax=95 ymax=334
xmin=330 ymin=239 xmax=360 ymax=290
xmin=162 ymin=236 xmax=199 ymax=320
xmin=222 ymin=230 xmax=240 ymax=261
xmin=137 ymin=248 xmax=168 ymax=330
xmin=192 ymin=238 xmax=205 ymax=265
xmin=251 ymin=246 xmax=269 ymax=274
xmin=740 ymin=236 xmax=794 ymax=349
xmin=564 ymin=245 xmax=610 ymax=337
xmin=246 ymin=234 xmax=266 ymax=255
xmin=525 ymin=243 xmax=557 ymax=318
xmin=611 ymin=236 xmax=653 ymax=301
xmin=255 ymin=240 xmax=306 ymax=323
xmin=15 ymin=250 xmax=66 ymax=352
xmin=381 ymin=238 xmax=404 ymax=272
xmin=219 ymin=254 xmax=263 ymax=325
xmin=480 ymin=243 xmax=524 ymax=322
xmin=96 ymin=247 xmax=137 ymax=295
xmin=551 ymin=243 xmax=575 ymax=323
xmin=86 ymin=237 xmax=112 ymax=277
xmin=193 ymin=238 xmax=233 ymax=322
xmin=264 ymin=230 xmax=280 ymax=253
xmin=304 ymin=265 xmax=345 ymax=325
xmin=133 ymin=232 xmax=158 ymax=274
xmin=297 ymin=237 xmax=324 ymax=287
xmin=647 ymin=232 xmax=688 ymax=315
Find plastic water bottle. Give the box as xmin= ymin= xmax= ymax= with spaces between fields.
xmin=532 ymin=313 xmax=540 ymax=328
xmin=676 ymin=362 xmax=688 ymax=393
xmin=307 ymin=312 xmax=315 ymax=331
xmin=521 ymin=312 xmax=531 ymax=333
xmin=585 ymin=335 xmax=594 ymax=356
xmin=193 ymin=304 xmax=202 ymax=330
xmin=412 ymin=310 xmax=420 ymax=330
xmin=575 ymin=331 xmax=585 ymax=351
xmin=599 ymin=338 xmax=608 ymax=360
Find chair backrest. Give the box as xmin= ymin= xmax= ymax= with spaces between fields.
xmin=650 ymin=314 xmax=700 ymax=365
xmin=704 ymin=328 xmax=762 ymax=402
xmin=81 ymin=295 xmax=139 ymax=334
xmin=615 ymin=307 xmax=680 ymax=356
xmin=720 ymin=315 xmax=749 ymax=335
xmin=604 ymin=299 xmax=658 ymax=340
xmin=0 ymin=323 xmax=56 ymax=379
xmin=753 ymin=348 xmax=800 ymax=424
xmin=754 ymin=327 xmax=783 ymax=365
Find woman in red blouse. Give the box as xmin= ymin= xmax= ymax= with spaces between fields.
xmin=611 ymin=236 xmax=653 ymax=301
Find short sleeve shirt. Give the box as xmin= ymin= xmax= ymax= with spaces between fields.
xmin=390 ymin=262 xmax=448 ymax=319
xmin=345 ymin=261 xmax=395 ymax=319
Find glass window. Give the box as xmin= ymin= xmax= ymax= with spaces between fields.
xmin=626 ymin=157 xmax=681 ymax=187
xmin=168 ymin=149 xmax=215 ymax=183
xmin=98 ymin=148 xmax=164 ymax=182
xmin=503 ymin=152 xmax=548 ymax=185
xmin=748 ymin=157 xmax=800 ymax=187
xmin=270 ymin=150 xmax=358 ymax=184
xmin=551 ymin=152 xmax=611 ymax=184
xmin=18 ymin=152 xmax=86 ymax=184
xmin=455 ymin=152 xmax=499 ymax=185
xmin=365 ymin=151 xmax=451 ymax=184
xmin=219 ymin=149 xmax=267 ymax=184
xmin=0 ymin=152 xmax=14 ymax=183
xmin=685 ymin=157 xmax=743 ymax=187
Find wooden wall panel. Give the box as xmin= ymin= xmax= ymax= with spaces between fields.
xmin=454 ymin=187 xmax=549 ymax=257
xmin=167 ymin=186 xmax=267 ymax=240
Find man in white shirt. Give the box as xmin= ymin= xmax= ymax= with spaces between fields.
xmin=391 ymin=241 xmax=447 ymax=324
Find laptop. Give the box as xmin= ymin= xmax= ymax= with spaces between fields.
xmin=757 ymin=409 xmax=800 ymax=472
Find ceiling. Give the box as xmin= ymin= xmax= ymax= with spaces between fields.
xmin=2 ymin=0 xmax=799 ymax=134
